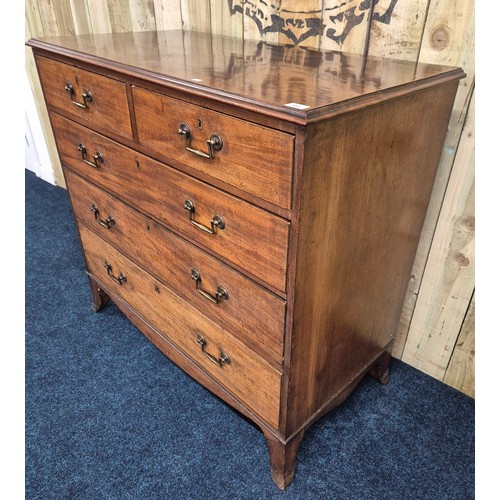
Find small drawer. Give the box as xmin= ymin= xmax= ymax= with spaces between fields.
xmin=51 ymin=112 xmax=289 ymax=293
xmin=66 ymin=170 xmax=286 ymax=366
xmin=132 ymin=87 xmax=294 ymax=210
xmin=80 ymin=225 xmax=282 ymax=428
xmin=35 ymin=56 xmax=133 ymax=141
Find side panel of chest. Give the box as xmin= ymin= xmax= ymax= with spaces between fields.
xmin=284 ymin=82 xmax=460 ymax=435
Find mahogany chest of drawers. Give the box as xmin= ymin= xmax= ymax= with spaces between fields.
xmin=27 ymin=30 xmax=464 ymax=489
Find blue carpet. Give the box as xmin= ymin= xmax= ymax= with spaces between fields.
xmin=25 ymin=169 xmax=474 ymax=499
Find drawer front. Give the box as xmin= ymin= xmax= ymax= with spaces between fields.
xmin=52 ymin=112 xmax=289 ymax=293
xmin=36 ymin=56 xmax=133 ymax=141
xmin=133 ymin=87 xmax=294 ymax=210
xmin=66 ymin=169 xmax=285 ymax=365
xmin=80 ymin=225 xmax=282 ymax=428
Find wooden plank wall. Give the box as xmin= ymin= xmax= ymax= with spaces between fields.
xmin=25 ymin=0 xmax=475 ymax=398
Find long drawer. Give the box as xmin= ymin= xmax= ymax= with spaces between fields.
xmin=36 ymin=56 xmax=133 ymax=141
xmin=133 ymin=86 xmax=294 ymax=210
xmin=80 ymin=224 xmax=282 ymax=428
xmin=51 ymin=112 xmax=289 ymax=293
xmin=66 ymin=169 xmax=286 ymax=366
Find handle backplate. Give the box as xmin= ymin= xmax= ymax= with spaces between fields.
xmin=91 ymin=204 xmax=115 ymax=229
xmin=183 ymin=199 xmax=224 ymax=235
xmin=178 ymin=123 xmax=222 ymax=159
xmin=196 ymin=335 xmax=230 ymax=367
xmin=65 ymin=82 xmax=92 ymax=109
xmin=191 ymin=269 xmax=228 ymax=305
xmin=104 ymin=261 xmax=126 ymax=285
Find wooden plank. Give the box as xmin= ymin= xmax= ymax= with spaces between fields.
xmin=68 ymin=0 xmax=92 ymax=35
xmin=210 ymin=0 xmax=243 ymax=38
xmin=393 ymin=0 xmax=475 ymax=359
xmin=320 ymin=0 xmax=371 ymax=53
xmin=367 ymin=0 xmax=430 ymax=61
xmin=26 ymin=0 xmax=46 ymax=37
xmin=242 ymin=0 xmax=279 ymax=44
xmin=209 ymin=2 xmax=244 ymax=79
xmin=444 ymin=291 xmax=475 ymax=398
xmin=401 ymin=89 xmax=475 ymax=379
xmin=86 ymin=0 xmax=112 ymax=34
xmin=180 ymin=0 xmax=212 ymax=33
xmin=128 ymin=0 xmax=156 ymax=32
xmin=106 ymin=0 xmax=133 ymax=33
xmin=153 ymin=0 xmax=182 ymax=31
xmin=278 ymin=0 xmax=323 ymax=49
xmin=25 ymin=16 xmax=64 ymax=187
xmin=36 ymin=0 xmax=75 ymax=36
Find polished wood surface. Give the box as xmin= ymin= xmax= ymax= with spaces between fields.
xmin=50 ymin=112 xmax=289 ymax=293
xmin=28 ymin=30 xmax=464 ymax=123
xmin=29 ymin=30 xmax=464 ymax=490
xmin=284 ymin=81 xmax=459 ymax=436
xmin=35 ymin=55 xmax=133 ymax=140
xmin=66 ymin=169 xmax=286 ymax=367
xmin=133 ymin=87 xmax=294 ymax=209
xmin=81 ymin=225 xmax=282 ymax=428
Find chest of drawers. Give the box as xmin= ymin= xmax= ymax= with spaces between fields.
xmin=28 ymin=30 xmax=464 ymax=489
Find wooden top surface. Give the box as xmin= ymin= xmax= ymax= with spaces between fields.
xmin=27 ymin=30 xmax=465 ymax=124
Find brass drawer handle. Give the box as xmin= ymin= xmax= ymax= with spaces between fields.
xmin=104 ymin=261 xmax=126 ymax=285
xmin=65 ymin=82 xmax=92 ymax=109
xmin=183 ymin=199 xmax=225 ymax=235
xmin=91 ymin=204 xmax=115 ymax=229
xmin=77 ymin=143 xmax=104 ymax=168
xmin=178 ymin=123 xmax=223 ymax=159
xmin=191 ymin=269 xmax=228 ymax=304
xmin=196 ymin=335 xmax=230 ymax=367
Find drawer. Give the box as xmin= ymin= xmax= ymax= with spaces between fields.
xmin=66 ymin=169 xmax=285 ymax=365
xmin=35 ymin=56 xmax=133 ymax=141
xmin=80 ymin=224 xmax=282 ymax=428
xmin=133 ymin=87 xmax=294 ymax=210
xmin=52 ymin=112 xmax=289 ymax=293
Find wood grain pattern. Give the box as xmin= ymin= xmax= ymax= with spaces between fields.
xmin=132 ymin=86 xmax=294 ymax=210
xmin=402 ymin=90 xmax=475 ymax=379
xmin=35 ymin=55 xmax=133 ymax=141
xmin=36 ymin=0 xmax=74 ymax=37
xmin=81 ymin=224 xmax=282 ymax=428
xmin=68 ymin=0 xmax=92 ymax=35
xmin=210 ymin=0 xmax=243 ymax=38
xmin=66 ymin=169 xmax=286 ymax=367
xmin=180 ymin=0 xmax=211 ymax=33
xmin=86 ymin=0 xmax=112 ymax=34
xmin=50 ymin=112 xmax=290 ymax=293
xmin=285 ymin=82 xmax=459 ymax=435
xmin=367 ymin=0 xmax=429 ymax=60
xmin=443 ymin=291 xmax=475 ymax=398
xmin=152 ymin=0 xmax=182 ymax=31
xmin=106 ymin=0 xmax=133 ymax=33
xmin=26 ymin=0 xmax=46 ymax=37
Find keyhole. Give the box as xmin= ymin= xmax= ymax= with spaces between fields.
xmin=198 ymin=118 xmax=202 ymax=129
xmin=136 ymin=160 xmax=140 ymax=169
xmin=75 ymin=75 xmax=79 ymax=85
